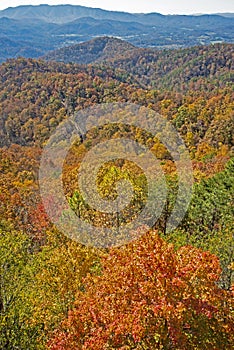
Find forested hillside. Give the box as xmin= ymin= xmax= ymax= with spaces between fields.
xmin=44 ymin=37 xmax=136 ymax=65
xmin=0 ymin=42 xmax=233 ymax=349
xmin=45 ymin=39 xmax=234 ymax=91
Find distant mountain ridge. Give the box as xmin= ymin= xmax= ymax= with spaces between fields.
xmin=0 ymin=4 xmax=159 ymax=24
xmin=1 ymin=5 xmax=233 ymax=24
xmin=215 ymin=13 xmax=234 ymax=18
xmin=0 ymin=5 xmax=233 ymax=62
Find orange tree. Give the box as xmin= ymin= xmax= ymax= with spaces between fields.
xmin=48 ymin=230 xmax=234 ymax=350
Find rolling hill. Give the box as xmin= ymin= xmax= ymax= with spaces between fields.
xmin=0 ymin=28 xmax=233 ymax=349
xmin=44 ymin=36 xmax=136 ymax=64
xmin=44 ymin=38 xmax=234 ymax=92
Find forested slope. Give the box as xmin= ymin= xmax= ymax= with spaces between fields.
xmin=45 ymin=39 xmax=234 ymax=91
xmin=0 ymin=45 xmax=233 ymax=349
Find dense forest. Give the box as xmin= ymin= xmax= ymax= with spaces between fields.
xmin=45 ymin=39 xmax=234 ymax=92
xmin=0 ymin=40 xmax=233 ymax=349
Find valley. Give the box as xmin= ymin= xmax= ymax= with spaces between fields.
xmin=0 ymin=4 xmax=233 ymax=62
xmin=0 ymin=4 xmax=233 ymax=350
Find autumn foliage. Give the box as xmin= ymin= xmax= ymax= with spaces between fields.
xmin=0 ymin=45 xmax=233 ymax=349
xmin=48 ymin=231 xmax=234 ymax=350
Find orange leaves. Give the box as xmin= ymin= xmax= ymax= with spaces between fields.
xmin=48 ymin=231 xmax=234 ymax=349
xmin=0 ymin=53 xmax=233 ymax=349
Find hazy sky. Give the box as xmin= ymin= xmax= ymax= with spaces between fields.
xmin=0 ymin=0 xmax=233 ymax=14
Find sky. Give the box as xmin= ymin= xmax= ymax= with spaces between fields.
xmin=0 ymin=0 xmax=233 ymax=14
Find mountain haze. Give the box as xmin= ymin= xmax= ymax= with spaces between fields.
xmin=0 ymin=4 xmax=233 ymax=62
xmin=0 ymin=4 xmax=166 ymax=24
